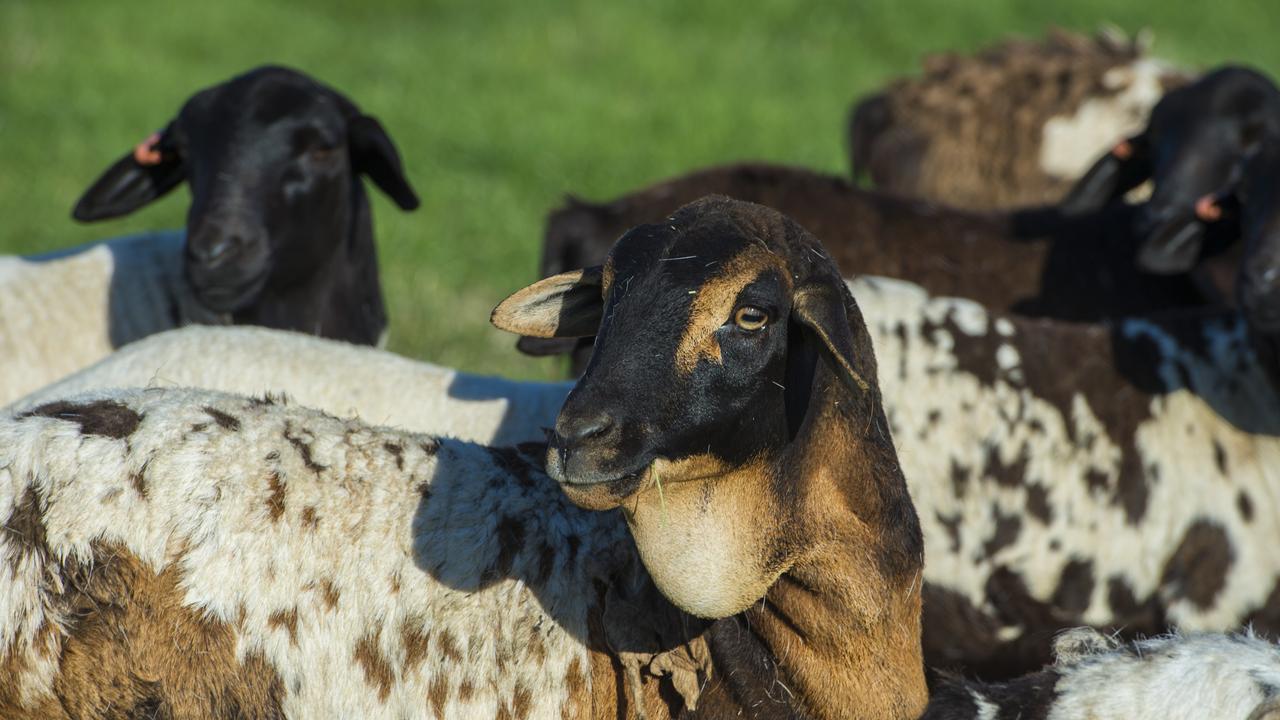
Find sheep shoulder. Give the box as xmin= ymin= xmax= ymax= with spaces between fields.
xmin=0 ymin=388 xmax=644 ymax=718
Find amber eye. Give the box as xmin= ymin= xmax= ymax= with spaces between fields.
xmin=733 ymin=306 xmax=769 ymax=331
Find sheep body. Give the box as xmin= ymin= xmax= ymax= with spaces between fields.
xmin=923 ymin=630 xmax=1280 ymax=719
xmin=0 ymin=389 xmax=632 ymax=718
xmin=0 ymin=232 xmax=224 ymax=406
xmin=10 ymin=325 xmax=572 ymax=446
xmin=850 ymin=275 xmax=1280 ymax=676
xmin=5 ymin=321 xmax=1277 ymax=717
xmin=850 ymin=27 xmax=1190 ymax=208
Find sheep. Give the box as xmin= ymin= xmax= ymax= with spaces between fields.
xmin=537 ymin=191 xmax=1280 ymax=678
xmin=1063 ymin=65 xmax=1280 ymax=279
xmin=922 ymin=629 xmax=1280 ymax=719
xmin=0 ymin=196 xmax=931 ymax=719
xmin=37 ymin=271 xmax=1280 ymax=684
xmin=850 ymin=272 xmax=1280 ymax=679
xmin=4 ymin=196 xmax=1277 ymax=717
xmin=0 ymin=65 xmax=419 ymax=406
xmin=7 ymin=325 xmax=573 ymax=446
xmin=535 ymin=162 xmax=1221 ymax=372
xmin=848 ymin=27 xmax=1191 ymax=209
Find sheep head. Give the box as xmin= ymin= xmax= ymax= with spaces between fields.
xmin=492 ymin=195 xmax=892 ymax=619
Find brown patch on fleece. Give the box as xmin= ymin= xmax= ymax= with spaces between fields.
xmin=428 ymin=674 xmax=450 ymax=717
xmin=23 ymin=543 xmax=284 ymax=718
xmin=353 ymin=628 xmax=394 ymax=701
xmin=300 ymin=506 xmax=319 ymax=530
xmin=2 ymin=486 xmax=49 ymax=576
xmin=562 ymin=657 xmax=591 ymax=720
xmin=265 ymin=472 xmax=287 ymax=522
xmin=25 ymin=399 xmax=142 ymax=439
xmin=400 ymin=617 xmax=430 ymax=670
xmin=1161 ymin=520 xmax=1235 ymax=611
xmin=203 ymin=406 xmax=242 ymax=431
xmin=267 ymin=608 xmax=299 ymax=646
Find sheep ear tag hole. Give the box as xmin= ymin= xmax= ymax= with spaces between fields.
xmin=133 ymin=132 xmax=164 ymax=166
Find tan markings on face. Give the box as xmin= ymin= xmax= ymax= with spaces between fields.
xmin=646 ymin=453 xmax=735 ymax=487
xmin=674 ymin=246 xmax=787 ymax=375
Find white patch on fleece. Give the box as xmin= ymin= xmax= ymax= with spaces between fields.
xmin=849 ymin=275 xmax=1280 ymax=641
xmin=1039 ymin=58 xmax=1175 ymax=179
xmin=1046 ymin=633 xmax=1280 ymax=720
xmin=0 ymin=389 xmax=628 ymax=718
xmin=970 ymin=688 xmax=999 ymax=720
xmin=0 ymin=232 xmax=197 ymax=406
xmin=9 ymin=325 xmax=572 ymax=446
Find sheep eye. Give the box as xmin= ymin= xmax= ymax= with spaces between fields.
xmin=733 ymin=306 xmax=769 ymax=331
xmin=308 ymin=146 xmax=339 ymax=161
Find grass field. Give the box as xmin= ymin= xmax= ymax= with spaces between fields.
xmin=2 ymin=0 xmax=1276 ymax=379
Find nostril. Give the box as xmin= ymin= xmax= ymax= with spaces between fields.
xmin=557 ymin=414 xmax=614 ymax=448
xmin=191 ymin=236 xmax=240 ymax=266
xmin=206 ymin=239 xmax=234 ymax=262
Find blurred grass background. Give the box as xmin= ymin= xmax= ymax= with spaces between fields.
xmin=1 ymin=0 xmax=1275 ymax=379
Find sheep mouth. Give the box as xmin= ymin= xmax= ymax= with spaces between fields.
xmin=555 ymin=471 xmax=646 ymax=511
xmin=190 ymin=268 xmax=271 ymax=313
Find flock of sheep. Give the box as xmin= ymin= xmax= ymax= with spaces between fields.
xmin=3 ymin=27 xmax=1280 ymax=720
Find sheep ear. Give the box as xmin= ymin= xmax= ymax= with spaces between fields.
xmin=515 ymin=336 xmax=583 ymax=356
xmin=790 ymin=282 xmax=871 ymax=398
xmin=1059 ymin=134 xmax=1151 ymax=216
xmin=72 ymin=130 xmax=186 ymax=222
xmin=492 ymin=267 xmax=604 ymax=339
xmin=1136 ymin=214 xmax=1205 ymax=274
xmin=348 ymin=114 xmax=420 ymax=211
xmin=1138 ymin=181 xmax=1243 ymax=275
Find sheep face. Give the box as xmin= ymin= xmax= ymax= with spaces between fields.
xmin=493 ymin=195 xmax=879 ymax=618
xmin=72 ymin=65 xmax=419 ymax=315
xmin=1064 ymin=66 xmax=1280 ymax=274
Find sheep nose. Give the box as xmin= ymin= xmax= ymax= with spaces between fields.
xmin=189 ymin=235 xmax=242 ymax=267
xmin=555 ymin=413 xmax=615 ymax=450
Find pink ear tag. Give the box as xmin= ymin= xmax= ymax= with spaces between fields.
xmin=1111 ymin=140 xmax=1133 ymax=160
xmin=1194 ymin=195 xmax=1223 ymax=222
xmin=133 ymin=132 xmax=164 ymax=166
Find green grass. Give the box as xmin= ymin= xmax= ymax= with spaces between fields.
xmin=2 ymin=0 xmax=1275 ymax=379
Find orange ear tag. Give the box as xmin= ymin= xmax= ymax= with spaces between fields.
xmin=1194 ymin=195 xmax=1223 ymax=222
xmin=133 ymin=132 xmax=164 ymax=166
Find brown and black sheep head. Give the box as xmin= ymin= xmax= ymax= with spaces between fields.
xmin=492 ymin=195 xmax=895 ymax=619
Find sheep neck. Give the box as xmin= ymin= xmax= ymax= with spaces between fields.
xmin=624 ymin=373 xmax=927 ymax=719
xmin=745 ymin=387 xmax=926 ymax=720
